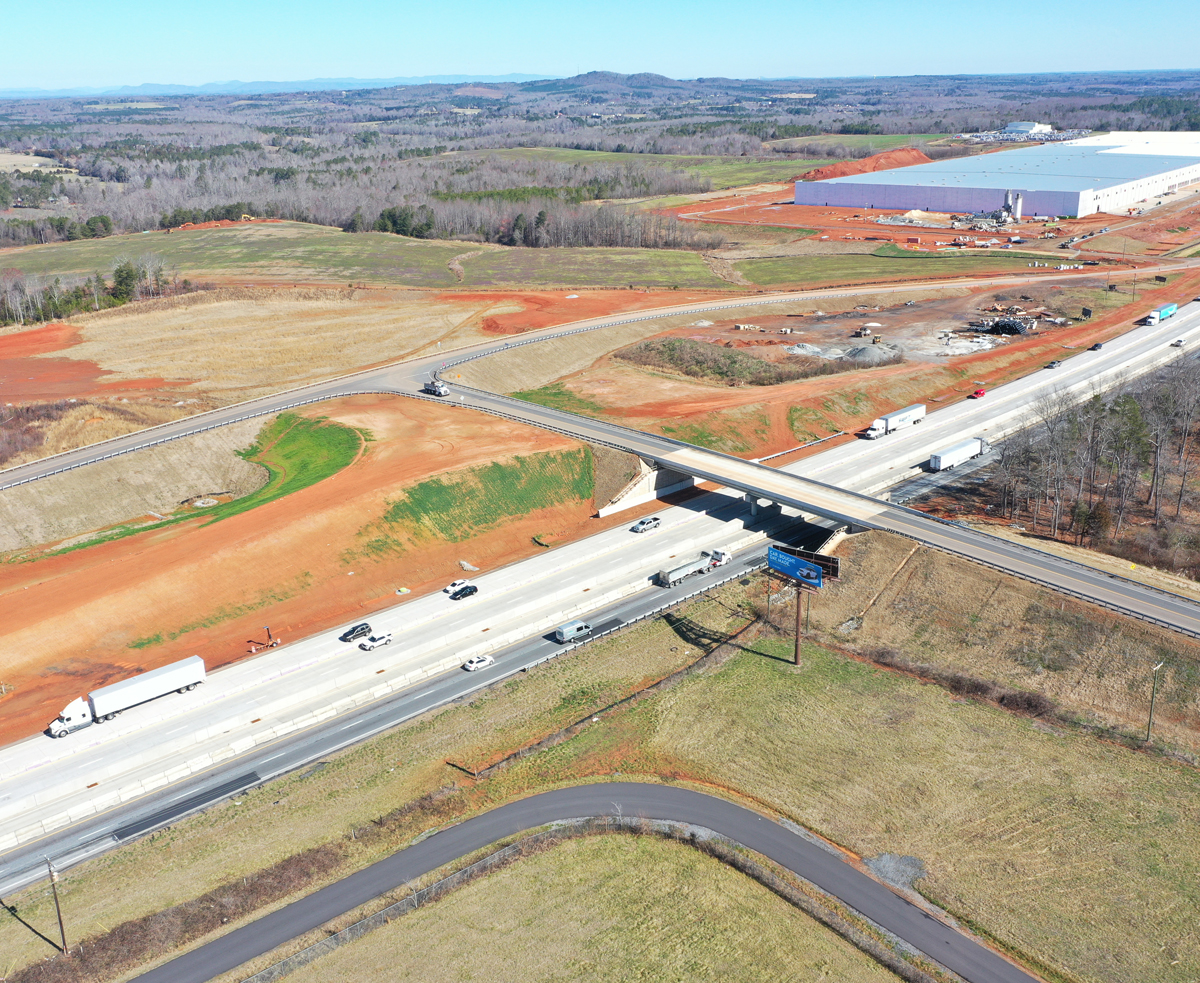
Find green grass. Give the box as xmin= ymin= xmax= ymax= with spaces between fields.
xmin=0 ymin=222 xmax=467 ymax=284
xmin=50 ymin=412 xmax=364 ymax=558
xmin=736 ymin=247 xmax=1043 ymax=287
xmin=364 ymin=447 xmax=594 ymax=549
xmin=510 ymin=382 xmax=607 ymax=417
xmin=461 ymin=246 xmax=719 ymax=288
xmin=485 ymin=147 xmax=834 ymax=189
xmin=0 ymin=221 xmax=728 ymax=289
xmin=769 ymin=133 xmax=947 ymax=152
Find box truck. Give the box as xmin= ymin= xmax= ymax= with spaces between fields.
xmin=657 ymin=549 xmax=731 ymax=588
xmin=864 ymin=404 xmax=926 ymax=439
xmin=1147 ymin=303 xmax=1178 ymax=325
xmin=48 ymin=656 xmax=206 ymax=737
xmin=929 ymin=437 xmax=990 ymax=472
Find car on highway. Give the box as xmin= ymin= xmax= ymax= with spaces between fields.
xmin=969 ymin=388 xmax=985 ymax=399
xmin=338 ymin=623 xmax=372 ymax=643
xmin=555 ymin=620 xmax=592 ymax=643
xmin=443 ymin=579 xmax=471 ymax=593
xmin=1172 ymin=339 xmax=1185 ymax=348
xmin=450 ymin=584 xmax=479 ymax=601
xmin=462 ymin=654 xmax=494 ymax=671
xmin=358 ymin=633 xmax=392 ymax=651
xmin=1045 ymin=360 xmax=1062 ymax=369
xmin=1089 ymin=342 xmax=1103 ymax=351
xmin=630 ymin=516 xmax=661 ymax=533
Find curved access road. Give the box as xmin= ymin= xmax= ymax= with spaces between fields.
xmin=0 ymin=265 xmax=1175 ymax=492
xmin=131 ymin=783 xmax=1039 ymax=983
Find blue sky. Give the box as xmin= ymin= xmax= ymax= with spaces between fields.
xmin=6 ymin=0 xmax=1198 ymax=90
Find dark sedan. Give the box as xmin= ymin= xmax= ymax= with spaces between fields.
xmin=450 ymin=584 xmax=479 ymax=601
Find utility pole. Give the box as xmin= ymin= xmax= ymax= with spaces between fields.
xmin=46 ymin=858 xmax=67 ymax=954
xmin=765 ymin=571 xmax=773 ymax=626
xmin=794 ymin=588 xmax=804 ymax=665
xmin=1146 ymin=661 xmax=1166 ymax=742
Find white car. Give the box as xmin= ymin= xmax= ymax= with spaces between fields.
xmin=359 ymin=633 xmax=392 ymax=651
xmin=630 ymin=516 xmax=661 ymax=533
xmin=444 ymin=579 xmax=471 ymax=593
xmin=462 ymin=654 xmax=495 ymax=672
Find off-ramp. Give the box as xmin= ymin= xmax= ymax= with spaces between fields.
xmin=131 ymin=783 xmax=1039 ymax=983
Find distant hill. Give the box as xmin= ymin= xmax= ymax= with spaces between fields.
xmin=0 ymin=74 xmax=558 ymax=99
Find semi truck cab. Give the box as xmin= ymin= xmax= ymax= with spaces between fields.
xmin=49 ymin=697 xmax=94 ymax=737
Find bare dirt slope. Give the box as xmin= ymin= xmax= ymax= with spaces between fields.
xmin=0 ymin=416 xmax=268 ymax=552
xmin=0 ymin=395 xmax=656 ymax=743
xmin=796 ymin=147 xmax=933 ymax=181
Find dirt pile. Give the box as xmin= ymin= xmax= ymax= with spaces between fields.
xmin=797 ymin=148 xmax=933 ymax=182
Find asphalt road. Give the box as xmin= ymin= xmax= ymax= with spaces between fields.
xmin=130 ymin=783 xmax=1038 ymax=983
xmin=0 ymin=266 xmax=1166 ymax=492
xmin=0 ymin=527 xmax=836 ymax=896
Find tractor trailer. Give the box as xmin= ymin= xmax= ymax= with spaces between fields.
xmin=864 ymin=404 xmax=926 ymax=439
xmin=929 ymin=437 xmax=990 ymax=472
xmin=48 ymin=656 xmax=206 ymax=737
xmin=1147 ymin=303 xmax=1178 ymax=325
xmin=657 ymin=549 xmax=731 ymax=588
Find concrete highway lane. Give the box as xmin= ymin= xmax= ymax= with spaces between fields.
xmin=130 ymin=783 xmax=1039 ymax=983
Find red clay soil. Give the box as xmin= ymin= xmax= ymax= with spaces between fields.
xmin=442 ymin=289 xmax=736 ymax=335
xmin=0 ymin=395 xmax=662 ymax=744
xmin=795 ymin=147 xmax=933 ymax=182
xmin=0 ymin=321 xmax=184 ymax=402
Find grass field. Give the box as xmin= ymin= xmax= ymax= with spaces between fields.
xmin=767 ymin=133 xmax=947 ymax=153
xmin=49 ymin=412 xmax=363 ymax=560
xmin=0 ymin=222 xmax=729 ymax=289
xmin=487 ymin=147 xmax=834 ymax=188
xmin=349 ymin=447 xmax=594 ymax=559
xmin=735 ymin=248 xmax=1042 ymax=287
xmin=8 ymin=554 xmax=1198 ymax=983
xmin=282 ymin=835 xmax=900 ymax=983
xmin=511 ymin=381 xmax=608 ymax=417
xmin=462 ymin=245 xmax=719 ymax=287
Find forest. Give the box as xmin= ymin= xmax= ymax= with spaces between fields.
xmin=987 ymin=358 xmax=1200 ymax=576
xmin=2 ymin=69 xmax=1197 ymax=249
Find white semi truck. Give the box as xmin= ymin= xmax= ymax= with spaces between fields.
xmin=422 ymin=379 xmax=450 ymax=397
xmin=929 ymin=437 xmax=990 ymax=471
xmin=657 ymin=549 xmax=731 ymax=588
xmin=864 ymin=403 xmax=926 ymax=439
xmin=48 ymin=656 xmax=206 ymax=737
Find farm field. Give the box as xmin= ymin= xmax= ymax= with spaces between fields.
xmin=733 ymin=248 xmax=1045 ymax=287
xmin=278 ymin=835 xmax=899 ymax=983
xmin=0 ymin=221 xmax=732 ymax=289
xmin=485 ymin=146 xmax=836 ymax=188
xmin=6 ymin=557 xmax=1198 ymax=983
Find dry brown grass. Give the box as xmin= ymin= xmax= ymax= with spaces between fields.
xmin=0 ymin=414 xmax=268 ymax=553
xmin=63 ymin=287 xmax=519 ymax=401
xmin=814 ymin=530 xmax=1200 ymax=751
xmin=278 ymin=835 xmax=900 ymax=983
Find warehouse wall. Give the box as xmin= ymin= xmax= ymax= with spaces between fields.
xmin=792 ymin=181 xmax=1082 ymax=218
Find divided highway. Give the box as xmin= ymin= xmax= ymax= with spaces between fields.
xmin=131 ymin=783 xmax=1039 ymax=983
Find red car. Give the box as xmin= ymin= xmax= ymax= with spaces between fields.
xmin=969 ymin=388 xmax=986 ymax=399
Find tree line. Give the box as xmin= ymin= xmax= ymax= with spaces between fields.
xmin=988 ymin=360 xmax=1200 ymax=575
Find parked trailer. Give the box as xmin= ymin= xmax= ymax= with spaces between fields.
xmin=657 ymin=549 xmax=731 ymax=588
xmin=48 ymin=656 xmax=206 ymax=737
xmin=929 ymin=437 xmax=991 ymax=472
xmin=1147 ymin=303 xmax=1178 ymax=325
xmin=864 ymin=403 xmax=926 ymax=440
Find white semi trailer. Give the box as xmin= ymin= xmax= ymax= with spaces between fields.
xmin=929 ymin=437 xmax=991 ymax=471
xmin=657 ymin=549 xmax=731 ymax=588
xmin=48 ymin=656 xmax=206 ymax=737
xmin=864 ymin=404 xmax=926 ymax=439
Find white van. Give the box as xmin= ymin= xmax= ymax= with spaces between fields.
xmin=555 ymin=620 xmax=592 ymax=643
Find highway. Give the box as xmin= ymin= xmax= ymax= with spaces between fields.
xmin=2 ymin=268 xmax=1198 ymax=981
xmin=0 ymin=266 xmax=1173 ymax=493
xmin=130 ymin=783 xmax=1039 ymax=983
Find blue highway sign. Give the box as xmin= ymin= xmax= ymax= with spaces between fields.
xmin=767 ymin=546 xmax=823 ymax=588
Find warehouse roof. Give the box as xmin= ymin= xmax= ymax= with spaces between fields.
xmin=809 ymin=133 xmax=1200 ymax=194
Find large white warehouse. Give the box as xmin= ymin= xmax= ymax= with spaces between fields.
xmin=793 ymin=132 xmax=1200 ymax=218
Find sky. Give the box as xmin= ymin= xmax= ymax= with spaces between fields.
xmin=5 ymin=0 xmax=1199 ymax=91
